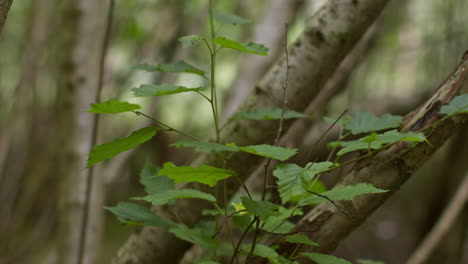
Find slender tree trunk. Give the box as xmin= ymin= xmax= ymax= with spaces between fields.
xmin=0 ymin=0 xmax=13 ymax=34
xmin=56 ymin=0 xmax=111 ymax=263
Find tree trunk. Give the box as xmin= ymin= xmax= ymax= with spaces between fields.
xmin=0 ymin=0 xmax=13 ymax=34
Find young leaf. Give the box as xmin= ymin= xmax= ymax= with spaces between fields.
xmin=273 ymin=162 xmax=333 ymax=203
xmin=356 ymin=260 xmax=385 ymax=264
xmin=139 ymin=161 xmax=175 ymax=194
xmin=241 ymin=197 xmax=280 ymax=222
xmin=285 ymin=234 xmax=319 ymax=247
xmin=239 ymin=144 xmax=297 ymax=161
xmin=131 ymin=84 xmax=206 ymax=97
xmin=178 ymin=35 xmax=204 ymax=48
xmin=299 ymin=183 xmax=388 ymax=206
xmin=87 ymin=99 xmax=140 ymax=114
xmin=169 ymin=222 xmax=219 ymax=248
xmin=160 ymin=162 xmax=235 ymax=187
xmin=135 ymin=60 xmax=205 ymax=76
xmin=87 ymin=127 xmax=158 ymax=167
xmin=213 ymin=11 xmax=251 ymax=25
xmin=302 ymin=253 xmax=351 ymax=264
xmin=214 ymin=36 xmax=269 ymax=56
xmin=134 ymin=189 xmax=216 ymax=205
xmin=171 ymin=140 xmax=240 ymax=154
xmin=440 ymin=94 xmax=468 ymax=116
xmin=105 ymin=202 xmax=176 ymax=227
xmin=344 ymin=112 xmax=402 ymax=135
xmin=230 ymin=108 xmax=308 ymax=120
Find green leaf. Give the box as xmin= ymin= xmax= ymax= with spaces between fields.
xmin=241 ymin=244 xmax=279 ymax=259
xmin=131 ymin=84 xmax=206 ymax=97
xmin=300 ymin=183 xmax=388 ymax=206
xmin=273 ymin=162 xmax=333 ymax=203
xmin=170 ymin=222 xmax=219 ymax=248
xmin=239 ymin=144 xmax=297 ymax=161
xmin=87 ymin=99 xmax=140 ymax=114
xmin=302 ymin=253 xmax=351 ymax=264
xmin=213 ymin=11 xmax=251 ymax=25
xmin=230 ymin=108 xmax=308 ymax=120
xmin=135 ymin=60 xmax=205 ymax=76
xmin=87 ymin=127 xmax=158 ymax=167
xmin=285 ymin=234 xmax=319 ymax=247
xmin=356 ymin=260 xmax=385 ymax=264
xmin=160 ymin=162 xmax=235 ymax=187
xmin=345 ymin=112 xmax=402 ymax=135
xmin=241 ymin=197 xmax=280 ymax=222
xmin=214 ymin=36 xmax=269 ymax=56
xmin=139 ymin=161 xmax=175 ymax=194
xmin=171 ymin=140 xmax=240 ymax=154
xmin=105 ymin=202 xmax=176 ymax=227
xmin=196 ymin=261 xmax=222 ymax=264
xmin=262 ymin=207 xmax=301 ymax=234
xmin=323 ymin=116 xmax=352 ymax=126
xmin=440 ymin=94 xmax=468 ymax=116
xmin=134 ymin=189 xmax=216 ymax=205
xmin=178 ymin=35 xmax=204 ymax=48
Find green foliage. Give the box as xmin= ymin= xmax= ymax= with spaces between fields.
xmin=134 ymin=189 xmax=216 ymax=205
xmin=273 ymin=162 xmax=333 ymax=203
xmin=214 ymin=36 xmax=269 ymax=56
xmin=239 ymin=144 xmax=297 ymax=161
xmin=135 ymin=60 xmax=206 ymax=76
xmin=169 ymin=222 xmax=219 ymax=249
xmin=139 ymin=162 xmax=175 ymax=194
xmin=285 ymin=234 xmax=319 ymax=247
xmin=131 ymin=84 xmax=206 ymax=97
xmin=302 ymin=253 xmax=351 ymax=264
xmin=440 ymin=94 xmax=468 ymax=115
xmin=241 ymin=244 xmax=279 ymax=261
xmin=357 ymin=259 xmax=385 ymax=264
xmin=171 ymin=140 xmax=239 ymax=154
xmin=230 ymin=108 xmax=308 ymax=120
xmin=213 ymin=11 xmax=251 ymax=25
xmin=300 ymin=184 xmax=388 ymax=206
xmin=262 ymin=207 xmax=301 ymax=234
xmin=178 ymin=35 xmax=204 ymax=48
xmin=160 ymin=162 xmax=235 ymax=187
xmin=105 ymin=202 xmax=176 ymax=227
xmin=241 ymin=197 xmax=280 ymax=222
xmin=343 ymin=112 xmax=402 ymax=135
xmin=87 ymin=99 xmax=141 ymax=114
xmin=87 ymin=127 xmax=158 ymax=167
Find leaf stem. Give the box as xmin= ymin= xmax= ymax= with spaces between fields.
xmin=208 ymin=0 xmax=221 ymax=143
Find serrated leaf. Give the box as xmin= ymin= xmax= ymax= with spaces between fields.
xmin=273 ymin=162 xmax=333 ymax=203
xmin=285 ymin=234 xmax=319 ymax=247
xmin=87 ymin=99 xmax=140 ymax=114
xmin=345 ymin=112 xmax=402 ymax=135
xmin=214 ymin=36 xmax=269 ymax=56
xmin=105 ymin=202 xmax=176 ymax=227
xmin=131 ymin=84 xmax=206 ymax=97
xmin=240 ymin=144 xmax=297 ymax=161
xmin=160 ymin=162 xmax=235 ymax=187
xmin=171 ymin=140 xmax=240 ymax=154
xmin=213 ymin=11 xmax=251 ymax=25
xmin=179 ymin=35 xmax=204 ymax=48
xmin=139 ymin=161 xmax=175 ymax=194
xmin=440 ymin=94 xmax=468 ymax=116
xmin=134 ymin=189 xmax=216 ymax=205
xmin=356 ymin=260 xmax=385 ymax=264
xmin=299 ymin=183 xmax=387 ymax=206
xmin=230 ymin=108 xmax=308 ymax=120
xmin=87 ymin=127 xmax=158 ymax=167
xmin=135 ymin=60 xmax=205 ymax=76
xmin=241 ymin=197 xmax=280 ymax=222
xmin=241 ymin=244 xmax=279 ymax=259
xmin=302 ymin=253 xmax=351 ymax=264
xmin=170 ymin=222 xmax=219 ymax=248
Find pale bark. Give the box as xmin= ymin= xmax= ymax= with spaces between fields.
xmin=254 ymin=53 xmax=468 ymax=264
xmin=56 ymin=1 xmax=110 ymax=264
xmin=113 ymin=1 xmax=391 ymax=263
xmin=0 ymin=0 xmax=13 ymax=34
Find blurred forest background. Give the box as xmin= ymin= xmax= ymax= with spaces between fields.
xmin=0 ymin=0 xmax=467 ymax=263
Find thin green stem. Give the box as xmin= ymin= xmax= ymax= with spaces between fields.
xmin=208 ymin=0 xmax=221 ymax=143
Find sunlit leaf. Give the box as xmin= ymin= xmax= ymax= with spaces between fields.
xmin=230 ymin=108 xmax=308 ymax=120
xmin=160 ymin=162 xmax=235 ymax=187
xmin=440 ymin=94 xmax=468 ymax=116
xmin=239 ymin=144 xmax=297 ymax=161
xmin=87 ymin=99 xmax=140 ymax=114
xmin=105 ymin=202 xmax=176 ymax=227
xmin=302 ymin=253 xmax=351 ymax=264
xmin=214 ymin=36 xmax=268 ymax=56
xmin=139 ymin=161 xmax=175 ymax=194
xmin=131 ymin=84 xmax=206 ymax=97
xmin=241 ymin=197 xmax=280 ymax=222
xmin=87 ymin=127 xmax=158 ymax=167
xmin=299 ymin=183 xmax=388 ymax=206
xmin=213 ymin=11 xmax=251 ymax=25
xmin=285 ymin=234 xmax=319 ymax=247
xmin=134 ymin=189 xmax=216 ymax=205
xmin=179 ymin=35 xmax=204 ymax=48
xmin=345 ymin=112 xmax=402 ymax=135
xmin=171 ymin=140 xmax=240 ymax=154
xmin=135 ymin=60 xmax=205 ymax=76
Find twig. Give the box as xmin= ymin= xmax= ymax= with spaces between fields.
xmin=406 ymin=170 xmax=468 ymax=264
xmin=306 ymin=191 xmax=357 ymax=224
